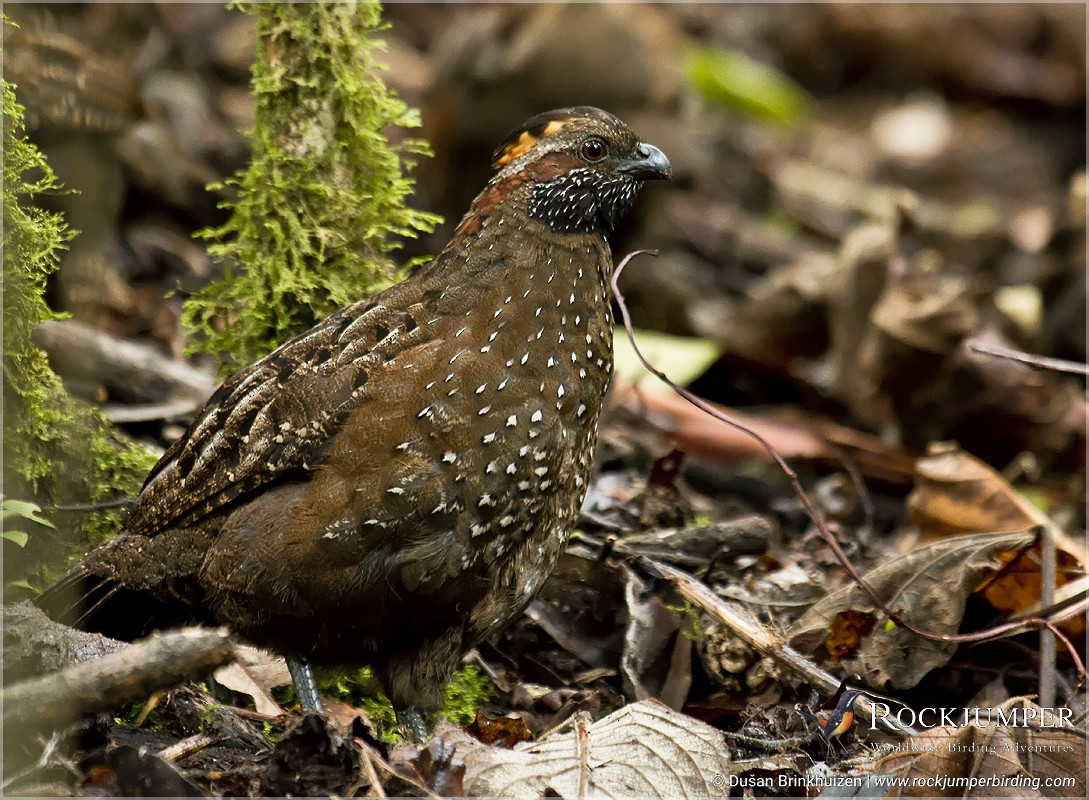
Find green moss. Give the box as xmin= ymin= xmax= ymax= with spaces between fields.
xmin=441 ymin=664 xmax=493 ymax=727
xmin=112 ymin=701 xmax=174 ymax=735
xmin=2 ymin=55 xmax=157 ymax=589
xmin=665 ymin=598 xmax=703 ymax=642
xmin=185 ymin=1 xmax=441 ymax=373
xmin=312 ymin=663 xmax=492 ymax=740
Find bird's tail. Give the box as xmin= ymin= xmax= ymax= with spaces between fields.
xmin=35 ymin=569 xmax=212 ymax=642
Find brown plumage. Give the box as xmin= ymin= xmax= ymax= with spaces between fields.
xmin=39 ymin=107 xmax=670 ymax=736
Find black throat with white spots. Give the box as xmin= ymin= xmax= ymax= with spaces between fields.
xmin=528 ymin=168 xmax=642 ymax=234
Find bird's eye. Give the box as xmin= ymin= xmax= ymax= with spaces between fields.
xmin=580 ymin=138 xmax=606 ymax=162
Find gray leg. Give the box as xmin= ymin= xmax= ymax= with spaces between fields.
xmin=286 ymin=654 xmax=323 ymax=714
xmin=396 ymin=707 xmax=429 ymax=742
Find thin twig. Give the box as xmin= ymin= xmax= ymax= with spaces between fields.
xmin=1039 ymin=524 xmax=1058 ymax=708
xmin=611 ymin=250 xmax=1085 ymax=680
xmin=968 ymin=339 xmax=1089 ymax=376
xmin=158 ymin=732 xmax=220 ymax=763
xmin=575 ymin=711 xmax=591 ymax=800
xmin=355 ymin=741 xmax=389 ymax=799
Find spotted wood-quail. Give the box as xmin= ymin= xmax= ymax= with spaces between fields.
xmin=39 ymin=107 xmax=671 ymax=737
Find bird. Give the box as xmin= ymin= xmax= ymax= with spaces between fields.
xmin=38 ymin=106 xmax=671 ymax=739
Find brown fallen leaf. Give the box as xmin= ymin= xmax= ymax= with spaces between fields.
xmin=788 ymin=529 xmax=1037 ymax=689
xmin=908 ymin=443 xmax=1084 ymax=560
xmin=906 ymin=443 xmax=1086 ymax=633
xmin=826 ymin=610 xmax=877 ymax=660
xmin=609 ymin=376 xmax=916 ymax=484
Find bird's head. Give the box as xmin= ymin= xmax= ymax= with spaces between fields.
xmin=484 ymin=106 xmax=672 ymax=236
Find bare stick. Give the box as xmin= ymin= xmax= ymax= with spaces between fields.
xmin=32 ymin=319 xmax=217 ymax=404
xmin=968 ymin=338 xmax=1089 ymax=376
xmin=634 ymin=555 xmax=913 ymax=738
xmin=1 ymin=627 xmax=237 ymax=732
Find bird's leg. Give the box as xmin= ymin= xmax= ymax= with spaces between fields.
xmin=286 ymin=654 xmax=323 ymax=714
xmin=396 ymin=707 xmax=429 ymax=742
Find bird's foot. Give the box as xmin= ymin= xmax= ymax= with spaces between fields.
xmin=396 ymin=707 xmax=429 ymax=742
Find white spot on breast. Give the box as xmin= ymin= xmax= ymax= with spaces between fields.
xmin=476 ymin=384 xmax=487 ymax=394
xmin=478 ymin=493 xmax=496 ymax=507
xmin=482 ymin=432 xmax=497 ymax=444
xmin=506 ymin=414 xmax=518 ymax=427
xmin=498 ymin=378 xmax=508 ymax=390
xmin=531 ymin=409 xmax=543 ymax=423
xmin=506 ymin=463 xmax=517 ymax=474
xmin=479 ymin=405 xmax=492 ymax=415
xmin=443 ymin=451 xmax=457 ymax=463
xmin=520 ymin=352 xmax=529 ymax=365
xmin=534 ymin=466 xmax=549 ymax=477
xmin=387 ymin=486 xmax=405 ymax=495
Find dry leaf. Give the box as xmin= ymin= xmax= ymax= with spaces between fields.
xmin=907 ymin=443 xmax=1086 ymax=633
xmin=788 ymin=530 xmax=1037 ymax=689
xmin=453 ymin=699 xmax=732 ymax=798
xmin=908 ymin=444 xmax=1084 ymax=561
xmin=213 ymin=645 xmax=288 ymax=717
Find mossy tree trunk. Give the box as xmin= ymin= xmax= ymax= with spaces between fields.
xmin=2 ymin=80 xmax=157 ymax=591
xmin=185 ymin=0 xmax=441 ymax=372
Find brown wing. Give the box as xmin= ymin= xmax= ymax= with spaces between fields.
xmin=123 ymin=281 xmax=439 ymax=538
